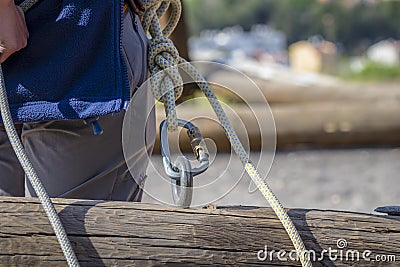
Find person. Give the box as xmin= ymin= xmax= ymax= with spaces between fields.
xmin=0 ymin=0 xmax=156 ymax=201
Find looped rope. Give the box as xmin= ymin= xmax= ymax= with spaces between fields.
xmin=141 ymin=0 xmax=183 ymax=131
xmin=0 ymin=1 xmax=312 ymax=266
xmin=148 ymin=35 xmax=182 ymax=131
xmin=140 ymin=1 xmax=312 ymax=266
xmin=141 ymin=0 xmax=181 ymax=37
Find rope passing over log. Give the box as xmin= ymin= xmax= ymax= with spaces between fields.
xmin=141 ymin=1 xmax=310 ymax=264
xmin=0 ymin=197 xmax=399 ymax=266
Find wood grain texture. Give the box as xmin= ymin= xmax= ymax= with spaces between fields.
xmin=0 ymin=197 xmax=399 ymax=266
xmin=208 ymin=71 xmax=400 ymax=104
xmin=154 ymin=100 xmax=400 ymax=152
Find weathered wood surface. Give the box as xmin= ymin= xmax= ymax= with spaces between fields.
xmin=208 ymin=71 xmax=400 ymax=104
xmin=154 ymin=100 xmax=400 ymax=151
xmin=151 ymin=69 xmax=400 ymax=150
xmin=0 ymin=197 xmax=399 ymax=266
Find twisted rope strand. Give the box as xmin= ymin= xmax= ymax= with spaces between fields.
xmin=0 ymin=0 xmax=80 ymax=266
xmin=1 ymin=0 xmax=312 ymax=266
xmin=0 ymin=69 xmax=79 ymax=266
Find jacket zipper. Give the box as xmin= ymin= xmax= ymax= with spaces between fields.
xmin=120 ymin=0 xmax=130 ymax=108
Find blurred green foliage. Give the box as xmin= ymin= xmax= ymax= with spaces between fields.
xmin=184 ymin=0 xmax=400 ymax=54
xmin=344 ymin=62 xmax=400 ymax=81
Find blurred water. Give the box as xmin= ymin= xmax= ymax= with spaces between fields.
xmin=143 ymin=148 xmax=400 ymax=214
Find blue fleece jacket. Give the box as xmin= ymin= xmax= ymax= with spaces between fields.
xmin=2 ymin=0 xmax=129 ymax=123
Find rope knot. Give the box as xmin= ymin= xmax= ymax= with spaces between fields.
xmin=148 ymin=35 xmax=183 ymax=131
xmin=148 ymin=36 xmax=180 ymax=72
xmin=140 ymin=0 xmax=183 ymax=131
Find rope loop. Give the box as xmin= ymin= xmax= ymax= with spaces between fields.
xmin=142 ymin=2 xmax=312 ymax=265
xmin=148 ymin=35 xmax=182 ymax=132
xmin=141 ymin=0 xmax=181 ymax=38
xmin=141 ymin=0 xmax=183 ymax=131
xmin=1 ymin=1 xmax=312 ymax=267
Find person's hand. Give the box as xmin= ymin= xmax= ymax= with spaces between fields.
xmin=0 ymin=1 xmax=29 ymax=63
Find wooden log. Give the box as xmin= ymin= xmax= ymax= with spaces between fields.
xmin=207 ymin=70 xmax=400 ymax=104
xmin=0 ymin=197 xmax=399 ymax=266
xmin=154 ymin=100 xmax=400 ymax=151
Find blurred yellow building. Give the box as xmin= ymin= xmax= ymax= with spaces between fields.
xmin=289 ymin=40 xmax=337 ymax=74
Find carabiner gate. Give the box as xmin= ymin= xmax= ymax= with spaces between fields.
xmin=160 ymin=119 xmax=210 ymax=207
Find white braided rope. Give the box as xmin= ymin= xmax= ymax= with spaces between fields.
xmin=1 ymin=0 xmax=312 ymax=266
xmin=142 ymin=0 xmax=312 ymax=266
xmin=0 ymin=1 xmax=79 ymax=266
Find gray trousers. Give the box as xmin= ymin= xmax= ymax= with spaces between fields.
xmin=0 ymin=11 xmax=155 ymax=201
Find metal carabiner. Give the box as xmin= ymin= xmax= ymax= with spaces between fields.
xmin=160 ymin=119 xmax=210 ymax=208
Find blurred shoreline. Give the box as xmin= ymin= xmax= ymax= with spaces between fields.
xmin=144 ymin=147 xmax=400 ymax=213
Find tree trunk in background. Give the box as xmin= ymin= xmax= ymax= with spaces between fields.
xmin=172 ymin=5 xmax=190 ymax=61
xmin=160 ymin=2 xmax=190 ymax=61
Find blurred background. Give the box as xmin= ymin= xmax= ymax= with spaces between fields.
xmin=143 ymin=0 xmax=400 ymax=213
